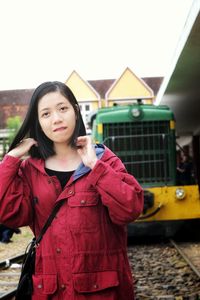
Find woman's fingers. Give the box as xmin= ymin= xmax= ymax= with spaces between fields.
xmin=8 ymin=138 xmax=37 ymax=158
xmin=76 ymin=136 xmax=97 ymax=169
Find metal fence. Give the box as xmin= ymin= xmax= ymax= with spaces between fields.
xmin=0 ymin=129 xmax=13 ymax=159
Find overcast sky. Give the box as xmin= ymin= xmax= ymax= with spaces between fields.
xmin=0 ymin=0 xmax=194 ymax=90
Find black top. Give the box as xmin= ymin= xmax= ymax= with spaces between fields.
xmin=45 ymin=168 xmax=74 ymax=189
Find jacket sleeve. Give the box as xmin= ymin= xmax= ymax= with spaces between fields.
xmin=86 ymin=154 xmax=144 ymax=225
xmin=0 ymin=155 xmax=33 ymax=228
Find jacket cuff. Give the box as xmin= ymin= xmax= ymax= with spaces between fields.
xmin=2 ymin=154 xmax=22 ymax=169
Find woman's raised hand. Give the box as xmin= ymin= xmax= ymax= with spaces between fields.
xmin=8 ymin=138 xmax=37 ymax=158
xmin=76 ymin=136 xmax=98 ymax=169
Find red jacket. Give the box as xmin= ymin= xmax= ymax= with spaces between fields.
xmin=0 ymin=145 xmax=143 ymax=300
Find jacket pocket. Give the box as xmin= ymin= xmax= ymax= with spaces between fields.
xmin=68 ymin=193 xmax=99 ymax=207
xmin=68 ymin=193 xmax=100 ymax=232
xmin=73 ymin=271 xmax=119 ymax=293
xmin=32 ymin=274 xmax=57 ymax=296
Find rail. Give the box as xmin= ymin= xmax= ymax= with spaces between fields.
xmin=170 ymin=239 xmax=200 ymax=278
xmin=0 ymin=254 xmax=25 ymax=300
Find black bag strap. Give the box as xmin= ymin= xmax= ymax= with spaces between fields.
xmin=35 ymin=199 xmax=65 ymax=246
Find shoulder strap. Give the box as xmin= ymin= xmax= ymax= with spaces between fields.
xmin=35 ymin=199 xmax=65 ymax=245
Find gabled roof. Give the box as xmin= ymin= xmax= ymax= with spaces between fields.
xmin=88 ymin=79 xmax=115 ymax=98
xmin=65 ymin=70 xmax=100 ymax=100
xmin=89 ymin=77 xmax=163 ymax=98
xmin=105 ymin=67 xmax=154 ymax=100
xmin=142 ymin=77 xmax=163 ymax=95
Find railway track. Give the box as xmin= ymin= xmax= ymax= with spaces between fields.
xmin=170 ymin=239 xmax=200 ymax=279
xmin=128 ymin=240 xmax=200 ymax=299
xmin=0 ymin=254 xmax=24 ymax=300
xmin=1 ymin=241 xmax=200 ymax=299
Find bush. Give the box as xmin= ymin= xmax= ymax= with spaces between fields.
xmin=6 ymin=116 xmax=21 ymax=145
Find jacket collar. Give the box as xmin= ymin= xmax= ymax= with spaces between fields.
xmin=73 ymin=144 xmax=105 ymax=181
xmin=27 ymin=144 xmax=105 ymax=181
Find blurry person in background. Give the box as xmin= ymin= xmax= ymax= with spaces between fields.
xmin=0 ymin=224 xmax=21 ymax=244
xmin=177 ymin=152 xmax=194 ymax=185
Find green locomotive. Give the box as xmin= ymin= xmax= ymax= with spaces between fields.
xmin=89 ymin=102 xmax=200 ymax=237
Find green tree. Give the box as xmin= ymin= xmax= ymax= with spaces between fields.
xmin=6 ymin=116 xmax=22 ymax=145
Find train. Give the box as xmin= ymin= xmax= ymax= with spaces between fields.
xmin=88 ymin=101 xmax=200 ymax=237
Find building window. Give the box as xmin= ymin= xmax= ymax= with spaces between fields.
xmin=85 ymin=104 xmax=90 ymax=111
xmin=79 ymin=103 xmax=92 ymax=134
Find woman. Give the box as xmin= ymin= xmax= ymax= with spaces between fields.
xmin=0 ymin=81 xmax=143 ymax=300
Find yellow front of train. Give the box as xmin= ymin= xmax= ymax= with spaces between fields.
xmin=91 ymin=103 xmax=200 ymax=237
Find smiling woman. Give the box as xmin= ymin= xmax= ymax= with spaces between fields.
xmin=0 ymin=81 xmax=143 ymax=300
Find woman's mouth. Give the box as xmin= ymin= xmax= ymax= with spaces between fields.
xmin=53 ymin=127 xmax=67 ymax=132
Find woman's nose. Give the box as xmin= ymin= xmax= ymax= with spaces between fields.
xmin=52 ymin=111 xmax=62 ymax=123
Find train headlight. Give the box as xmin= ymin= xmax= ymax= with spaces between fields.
xmin=131 ymin=108 xmax=141 ymax=118
xmin=175 ymin=188 xmax=186 ymax=200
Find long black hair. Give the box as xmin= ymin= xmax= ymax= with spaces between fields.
xmin=8 ymin=81 xmax=86 ymax=159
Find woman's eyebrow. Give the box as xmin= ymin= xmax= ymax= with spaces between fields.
xmin=56 ymin=102 xmax=68 ymax=107
xmin=39 ymin=107 xmax=49 ymax=112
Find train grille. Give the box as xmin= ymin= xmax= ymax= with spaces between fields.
xmin=102 ymin=121 xmax=171 ymax=186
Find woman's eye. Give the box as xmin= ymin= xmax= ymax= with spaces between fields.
xmin=42 ymin=112 xmax=50 ymax=118
xmin=60 ymin=106 xmax=68 ymax=112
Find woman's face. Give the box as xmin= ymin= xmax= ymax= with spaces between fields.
xmin=38 ymin=91 xmax=76 ymax=145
